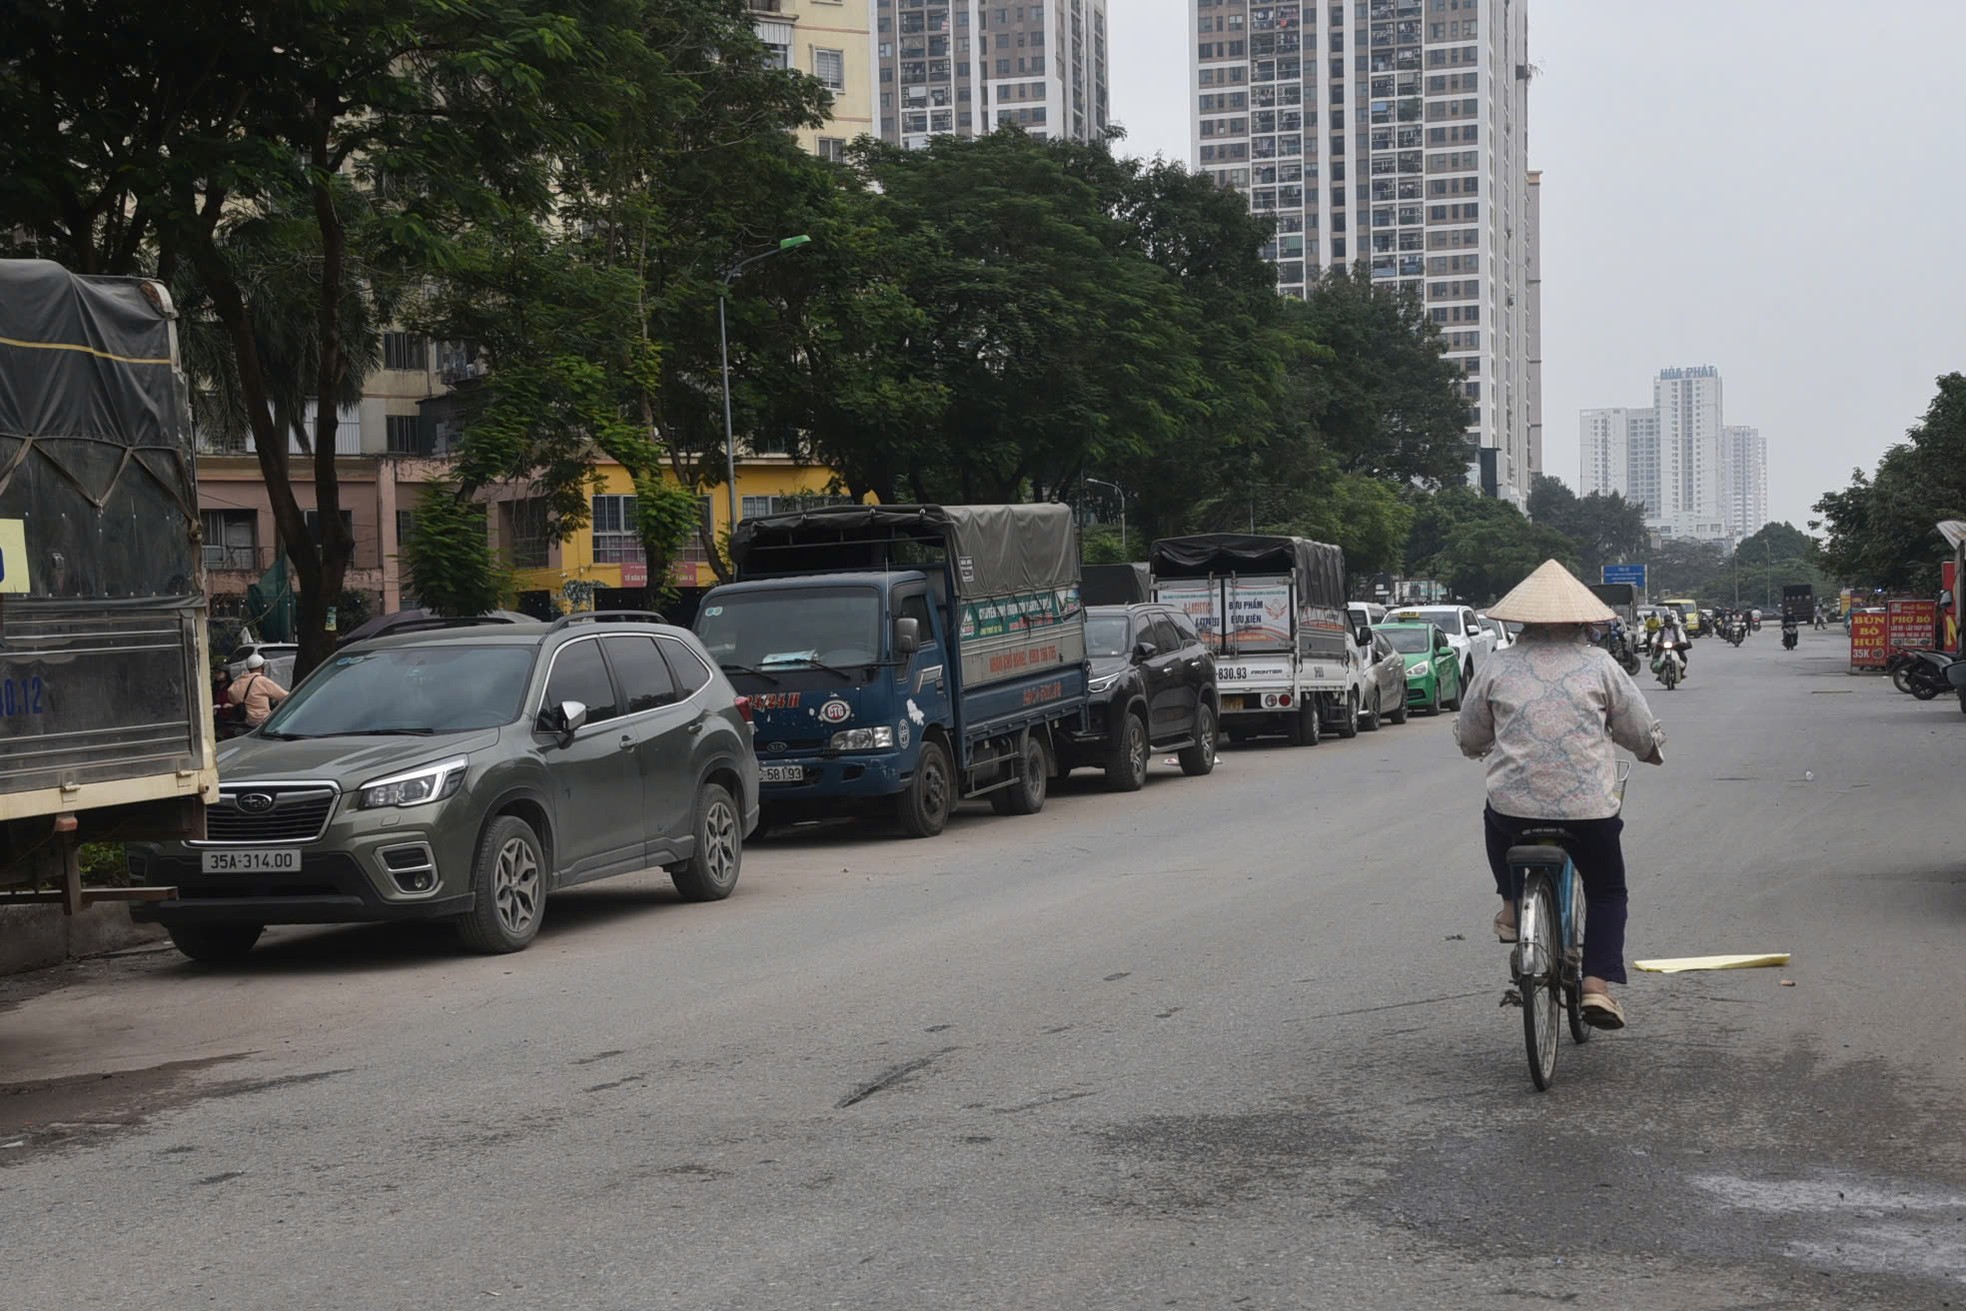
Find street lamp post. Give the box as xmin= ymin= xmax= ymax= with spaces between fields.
xmin=1083 ymin=477 xmax=1126 ymax=555
xmin=719 ymin=234 xmax=811 ymax=538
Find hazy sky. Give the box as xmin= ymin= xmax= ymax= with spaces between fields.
xmin=1111 ymin=1 xmax=1966 ymax=529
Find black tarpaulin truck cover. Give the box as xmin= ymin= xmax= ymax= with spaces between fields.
xmin=0 ymin=258 xmax=198 ymax=600
xmin=1082 ymin=562 xmax=1150 ymax=606
xmin=1148 ymin=534 xmax=1347 ymax=609
xmin=730 ymin=503 xmax=1081 ymax=600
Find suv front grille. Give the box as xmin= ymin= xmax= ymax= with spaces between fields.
xmin=203 ymin=786 xmax=339 ymax=844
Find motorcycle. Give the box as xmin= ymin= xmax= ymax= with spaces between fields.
xmin=1781 ymin=622 xmax=1799 ymax=651
xmin=1651 ymin=637 xmax=1687 ymax=690
xmin=1898 ymin=649 xmax=1963 ymax=701
xmin=1725 ymin=619 xmax=1746 ymax=647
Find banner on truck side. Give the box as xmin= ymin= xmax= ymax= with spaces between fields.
xmin=957 ymin=585 xmax=1087 ymax=688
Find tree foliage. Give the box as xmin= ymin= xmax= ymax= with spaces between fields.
xmin=1814 ymin=374 xmax=1966 ymax=592
xmin=402 ymin=490 xmax=509 ymax=618
xmin=1526 ymin=474 xmax=1648 ymax=578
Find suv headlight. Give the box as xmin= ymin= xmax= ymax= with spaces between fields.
xmin=357 ymin=757 xmax=469 ymax=809
xmin=1405 ymin=664 xmax=1426 ymax=680
xmin=1088 ymin=670 xmax=1123 ymax=694
xmin=830 ymin=726 xmax=896 ymax=752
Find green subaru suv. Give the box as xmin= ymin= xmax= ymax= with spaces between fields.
xmin=134 ymin=614 xmax=758 ymax=961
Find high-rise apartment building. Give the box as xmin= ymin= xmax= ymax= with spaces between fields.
xmin=873 ymin=0 xmax=1110 ymax=147
xmin=751 ymin=2 xmax=877 ymax=161
xmin=1723 ymin=425 xmax=1768 ymax=541
xmin=1524 ymin=168 xmax=1542 ymax=478
xmin=1581 ymin=366 xmax=1761 ymax=544
xmin=1189 ymin=0 xmax=1535 ymax=504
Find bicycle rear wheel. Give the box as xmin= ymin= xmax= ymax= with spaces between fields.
xmin=1565 ymin=866 xmax=1593 ymax=1045
xmin=1517 ymin=871 xmax=1561 ymax=1091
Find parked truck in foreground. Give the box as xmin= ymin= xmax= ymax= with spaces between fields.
xmin=1149 ymin=533 xmax=1363 ymax=745
xmin=0 ymin=259 xmax=214 ymax=913
xmin=696 ymin=504 xmax=1089 ymax=838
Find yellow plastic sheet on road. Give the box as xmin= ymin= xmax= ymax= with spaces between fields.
xmin=1633 ymin=954 xmax=1791 ymax=974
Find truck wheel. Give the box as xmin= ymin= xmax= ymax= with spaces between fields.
xmin=1284 ymin=703 xmax=1320 ymax=746
xmin=1178 ymin=703 xmax=1218 ymax=777
xmin=991 ymin=733 xmax=1049 ymax=816
xmin=896 ymin=738 xmax=954 ymax=838
xmin=455 ymin=815 xmax=547 ymax=954
xmin=671 ymin=783 xmax=742 ymax=902
xmin=1337 ymin=690 xmax=1360 ymax=739
xmin=165 ymin=923 xmax=263 ymax=964
xmin=1360 ymin=690 xmax=1382 ymax=732
xmin=1104 ymin=710 xmax=1149 ymax=793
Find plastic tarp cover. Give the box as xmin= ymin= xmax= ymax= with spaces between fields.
xmin=1082 ymin=562 xmax=1150 ymax=606
xmin=0 ymin=259 xmax=198 ymax=600
xmin=731 ymin=503 xmax=1081 ymax=600
xmin=1149 ymin=534 xmax=1347 ymax=611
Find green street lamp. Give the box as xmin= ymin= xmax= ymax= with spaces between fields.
xmin=720 ymin=235 xmax=812 ymax=537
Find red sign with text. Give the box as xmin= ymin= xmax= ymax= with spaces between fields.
xmin=1886 ymin=599 xmax=1937 ymax=655
xmin=1849 ymin=611 xmax=1889 ymax=668
xmin=619 ymin=560 xmax=648 ymax=588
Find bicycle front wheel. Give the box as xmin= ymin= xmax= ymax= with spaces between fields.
xmin=1566 ymin=867 xmax=1593 ymax=1046
xmin=1518 ymin=872 xmax=1561 ymax=1091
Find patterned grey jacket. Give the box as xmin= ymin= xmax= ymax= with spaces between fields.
xmin=1453 ymin=626 xmax=1665 ymax=820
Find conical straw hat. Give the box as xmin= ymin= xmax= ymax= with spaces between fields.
xmin=1485 ymin=559 xmax=1616 ymax=625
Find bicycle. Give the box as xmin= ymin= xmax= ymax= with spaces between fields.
xmin=1505 ymin=764 xmax=1629 ymax=1091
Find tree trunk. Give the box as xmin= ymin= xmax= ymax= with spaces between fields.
xmin=302 ymin=127 xmax=354 ymax=681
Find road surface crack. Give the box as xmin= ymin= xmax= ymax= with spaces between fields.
xmin=836 ymin=1049 xmax=952 ymax=1109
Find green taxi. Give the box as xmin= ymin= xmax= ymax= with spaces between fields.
xmin=1378 ymin=621 xmax=1462 ymax=715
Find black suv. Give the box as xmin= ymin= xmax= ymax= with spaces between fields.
xmin=1060 ymin=604 xmax=1218 ymax=791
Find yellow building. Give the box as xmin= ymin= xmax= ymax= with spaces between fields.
xmin=483 ymin=453 xmax=857 ymax=614
xmin=749 ymin=1 xmax=873 ymax=161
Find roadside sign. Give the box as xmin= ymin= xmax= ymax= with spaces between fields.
xmin=1849 ymin=611 xmax=1889 ymax=669
xmin=1601 ymin=563 xmax=1647 ymax=591
xmin=1886 ymin=598 xmax=1938 ymax=655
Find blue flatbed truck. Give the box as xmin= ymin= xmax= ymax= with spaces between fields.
xmin=698 ymin=504 xmax=1089 ymax=838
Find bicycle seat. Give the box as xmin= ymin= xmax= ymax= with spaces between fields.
xmin=1507 ymin=840 xmax=1572 ymax=869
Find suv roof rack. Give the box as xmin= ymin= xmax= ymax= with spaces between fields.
xmin=336 ymin=613 xmax=528 ymax=646
xmin=546 ymin=609 xmax=668 ymax=633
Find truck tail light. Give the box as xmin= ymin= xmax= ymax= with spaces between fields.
xmin=1277 ymin=693 xmax=1292 ymax=707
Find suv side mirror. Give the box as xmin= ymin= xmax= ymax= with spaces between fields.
xmin=1133 ymin=641 xmax=1156 ymax=663
xmin=894 ymin=616 xmax=921 ymax=656
xmin=538 ymin=699 xmax=588 ymax=745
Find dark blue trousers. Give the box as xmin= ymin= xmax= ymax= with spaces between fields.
xmin=1484 ymin=806 xmax=1629 ymax=985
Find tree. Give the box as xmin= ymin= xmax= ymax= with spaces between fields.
xmin=401 ymin=490 xmax=508 ymax=618
xmin=1814 ymin=374 xmax=1966 ymax=591
xmin=1526 ymin=474 xmax=1647 ymax=578
xmin=1 ymin=0 xmax=650 ymax=675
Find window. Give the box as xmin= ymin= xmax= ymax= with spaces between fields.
xmin=302 ymin=508 xmax=354 ymax=545
xmin=590 ymin=494 xmax=645 ymax=565
xmin=898 ymin=593 xmax=935 ymax=640
xmin=814 ymin=48 xmax=845 ymax=89
xmin=544 ymin=640 xmax=619 ymax=724
xmin=385 ymin=414 xmax=423 ymax=454
xmin=657 ymin=637 xmax=714 ymax=696
xmin=200 ymin=509 xmax=257 ymax=570
xmin=505 ymin=499 xmax=550 ymax=569
xmin=381 ymin=333 xmax=428 ymax=372
xmin=817 ymin=137 xmax=846 ymax=164
xmin=602 ymin=636 xmax=678 ymax=714
xmin=1150 ymin=614 xmax=1186 ymax=654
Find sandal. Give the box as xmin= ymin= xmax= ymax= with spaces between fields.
xmin=1579 ymin=991 xmax=1627 ymax=1030
xmin=1493 ymin=908 xmax=1518 ymax=943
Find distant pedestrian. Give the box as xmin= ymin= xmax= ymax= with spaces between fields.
xmin=229 ymin=653 xmax=288 ymax=727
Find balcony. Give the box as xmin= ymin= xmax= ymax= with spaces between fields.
xmin=745 ymin=0 xmax=789 ymax=14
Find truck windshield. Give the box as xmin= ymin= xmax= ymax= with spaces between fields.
xmin=697 ymin=588 xmax=883 ymax=670
xmin=261 ymin=646 xmax=536 ymax=737
xmin=1085 ymin=614 xmax=1132 ymax=658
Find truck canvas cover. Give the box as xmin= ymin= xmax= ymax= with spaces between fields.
xmin=0 ymin=259 xmax=206 ymax=797
xmin=1149 ymin=534 xmax=1349 ymax=659
xmin=731 ymin=503 xmax=1086 ymax=690
xmin=1082 ymin=562 xmax=1150 ymax=606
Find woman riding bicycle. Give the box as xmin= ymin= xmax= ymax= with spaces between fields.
xmin=1453 ymin=560 xmax=1665 ymax=1030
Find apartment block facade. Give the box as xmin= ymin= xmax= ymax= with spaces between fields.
xmin=873 ymin=0 xmax=1110 ymax=146
xmin=751 ymin=1 xmax=877 ymax=161
xmin=1189 ymin=0 xmax=1535 ymax=504
xmin=1580 ymin=366 xmax=1766 ymax=544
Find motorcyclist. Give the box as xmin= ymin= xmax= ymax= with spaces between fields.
xmin=1654 ymin=609 xmax=1689 ymax=676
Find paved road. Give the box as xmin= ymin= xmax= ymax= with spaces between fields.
xmin=3 ymin=627 xmax=1962 ymax=1310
